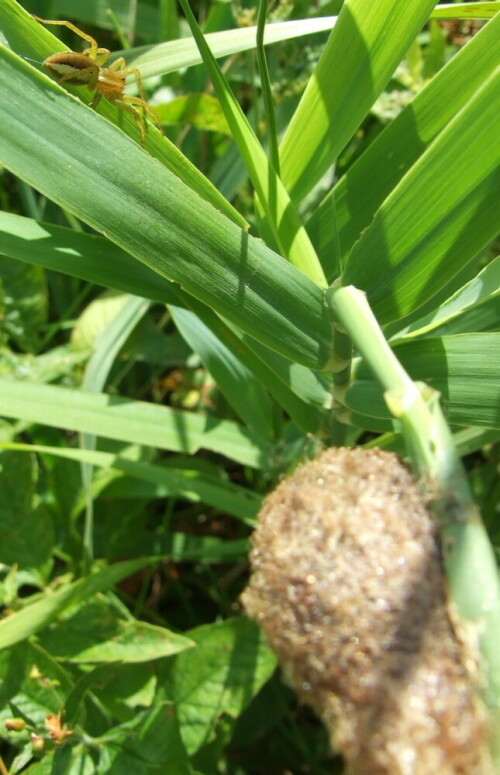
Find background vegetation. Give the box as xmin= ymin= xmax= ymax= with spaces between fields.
xmin=0 ymin=0 xmax=499 ymax=772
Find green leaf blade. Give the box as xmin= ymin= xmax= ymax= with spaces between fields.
xmin=0 ymin=48 xmax=331 ymax=369
xmin=342 ymin=66 xmax=500 ymax=324
xmin=280 ymin=0 xmax=437 ymax=202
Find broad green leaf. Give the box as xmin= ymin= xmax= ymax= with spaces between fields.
xmin=0 ymin=450 xmax=53 ymax=579
xmin=342 ymin=67 xmax=500 ymax=324
xmin=280 ymin=0 xmax=437 ymax=202
xmin=38 ymin=597 xmax=194 ymax=663
xmin=0 ymin=558 xmax=154 ymax=649
xmin=0 ymin=48 xmax=332 ymax=370
xmin=346 ymin=333 xmax=500 ymax=428
xmin=307 ymin=14 xmax=500 ymax=274
xmin=161 ymin=617 xmax=276 ymax=754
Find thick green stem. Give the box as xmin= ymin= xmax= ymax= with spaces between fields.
xmin=325 ymin=282 xmax=500 ymax=719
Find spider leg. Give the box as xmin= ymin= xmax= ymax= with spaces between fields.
xmin=123 ymin=96 xmax=164 ymax=136
xmin=51 ymin=65 xmax=100 ymax=90
xmin=89 ymin=91 xmax=104 ymax=110
xmin=108 ymin=57 xmax=128 ymax=73
xmin=82 ymin=47 xmax=111 ymax=65
xmin=33 ymin=16 xmax=101 ymax=59
xmin=125 ymin=66 xmax=148 ymax=103
xmin=113 ymin=100 xmax=147 ymax=146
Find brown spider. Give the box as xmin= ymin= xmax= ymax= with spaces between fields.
xmin=35 ymin=17 xmax=163 ymax=146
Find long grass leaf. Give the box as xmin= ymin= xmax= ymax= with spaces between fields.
xmin=280 ymin=0 xmax=437 ymax=202
xmin=176 ymin=0 xmax=327 ymax=287
xmin=307 ymin=14 xmax=500 ymax=275
xmin=0 ymin=47 xmax=332 ymax=369
xmin=0 ymin=379 xmax=270 ymax=468
xmin=342 ymin=67 xmax=500 ymax=323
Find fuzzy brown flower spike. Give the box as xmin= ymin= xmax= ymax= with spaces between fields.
xmin=242 ymin=447 xmax=493 ymax=775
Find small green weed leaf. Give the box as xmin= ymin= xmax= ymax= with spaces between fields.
xmin=165 ymin=617 xmax=277 ymax=754
xmin=38 ymin=597 xmax=194 ymax=663
xmin=0 ymin=558 xmax=155 ymax=649
xmin=0 ymin=256 xmax=47 ymax=352
xmin=9 ymin=743 xmax=34 ymax=775
xmin=155 ymin=94 xmax=231 ymax=135
xmin=0 ymin=449 xmax=53 ymax=580
xmin=21 ymin=748 xmax=96 ymax=775
xmin=91 ymin=663 xmax=156 ymax=722
xmin=63 ymin=662 xmax=122 ymax=725
xmin=0 ymin=642 xmax=73 ymax=736
xmin=105 ymin=703 xmax=192 ymax=774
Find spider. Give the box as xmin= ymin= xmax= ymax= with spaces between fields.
xmin=34 ymin=17 xmax=163 ymax=146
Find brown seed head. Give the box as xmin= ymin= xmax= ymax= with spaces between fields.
xmin=242 ymin=447 xmax=492 ymax=774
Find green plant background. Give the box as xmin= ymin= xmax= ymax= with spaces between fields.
xmin=0 ymin=0 xmax=499 ymax=772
